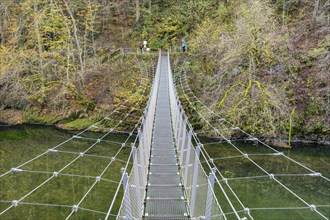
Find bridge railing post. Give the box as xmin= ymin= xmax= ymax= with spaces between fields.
xmin=190 ymin=144 xmax=201 ymax=217
xmin=176 ymin=111 xmax=183 ymax=145
xmin=138 ymin=129 xmax=146 ymax=186
xmin=175 ymin=110 xmax=182 ymax=141
xmin=184 ymin=129 xmax=193 ymax=187
xmin=115 ymin=50 xmax=161 ymax=220
xmin=179 ymin=126 xmax=187 ymax=167
xmin=142 ymin=122 xmax=149 ymax=166
xmin=121 ymin=170 xmax=132 ymax=219
xmin=174 ymin=102 xmax=181 ymax=137
xmin=132 ymin=146 xmax=142 ymax=216
xmin=205 ymin=172 xmax=215 ymax=220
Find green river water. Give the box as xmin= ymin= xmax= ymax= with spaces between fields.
xmin=0 ymin=125 xmax=329 ymax=219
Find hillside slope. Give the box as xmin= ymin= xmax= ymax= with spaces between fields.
xmin=172 ymin=0 xmax=329 ymax=143
xmin=0 ymin=0 xmax=329 ymax=142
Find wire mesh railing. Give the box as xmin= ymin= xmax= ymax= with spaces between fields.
xmin=2 ymin=50 xmax=327 ymax=220
xmin=175 ymin=70 xmax=330 ymax=220
xmin=114 ymin=50 xmax=162 ymax=220
xmin=0 ymin=58 xmax=153 ymax=220
xmin=167 ymin=51 xmax=226 ymax=220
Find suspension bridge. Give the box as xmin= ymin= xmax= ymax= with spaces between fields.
xmin=0 ymin=51 xmax=329 ymax=220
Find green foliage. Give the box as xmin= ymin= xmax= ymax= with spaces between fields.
xmin=40 ymin=7 xmax=69 ymax=51
xmin=63 ymin=118 xmax=93 ymax=130
xmin=0 ymin=0 xmax=157 ymax=129
xmin=172 ymin=0 xmax=329 ymax=140
xmin=269 ymin=0 xmax=302 ymax=16
xmin=138 ymin=0 xmax=220 ymax=49
xmin=23 ymin=108 xmax=60 ymax=124
xmin=0 ymin=0 xmax=328 ymax=140
xmin=216 ymin=79 xmax=284 ymax=135
xmin=306 ymin=94 xmax=322 ymax=116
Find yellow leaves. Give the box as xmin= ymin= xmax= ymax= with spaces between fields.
xmin=191 ymin=17 xmax=226 ymax=52
xmin=77 ymin=1 xmax=100 ymax=33
xmin=253 ymin=80 xmax=263 ymax=92
xmin=216 ymin=77 xmax=285 ymax=135
xmin=218 ymin=79 xmax=268 ymax=111
xmin=244 ymin=80 xmax=252 ymax=97
xmin=20 ymin=0 xmax=33 ymax=12
xmin=217 ymin=83 xmax=246 ymax=108
xmin=0 ymin=44 xmax=8 ymax=54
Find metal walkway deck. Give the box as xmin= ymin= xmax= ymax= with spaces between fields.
xmin=144 ymin=54 xmax=188 ymax=219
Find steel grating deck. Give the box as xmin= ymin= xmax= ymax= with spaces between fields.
xmin=144 ymin=54 xmax=188 ymax=219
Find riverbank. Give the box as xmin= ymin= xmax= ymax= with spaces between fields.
xmin=1 ymin=116 xmax=329 ymax=219
xmin=1 ymin=117 xmax=329 ymax=148
xmin=0 ymin=109 xmax=98 ymax=131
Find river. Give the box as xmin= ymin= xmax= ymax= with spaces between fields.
xmin=0 ymin=125 xmax=329 ymax=219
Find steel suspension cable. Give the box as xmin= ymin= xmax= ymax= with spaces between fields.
xmin=178 ymin=71 xmax=329 ymax=220
xmin=0 ymin=69 xmax=151 ymax=217
xmin=0 ymin=67 xmax=150 ymax=179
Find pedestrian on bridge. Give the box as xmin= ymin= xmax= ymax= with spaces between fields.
xmin=139 ymin=44 xmax=144 ymax=54
xmin=182 ymin=39 xmax=187 ymax=52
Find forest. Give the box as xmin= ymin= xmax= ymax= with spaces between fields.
xmin=0 ymin=0 xmax=329 ymax=143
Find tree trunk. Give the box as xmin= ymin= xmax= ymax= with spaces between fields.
xmin=0 ymin=5 xmax=7 ymax=45
xmin=33 ymin=3 xmax=44 ymax=75
xmin=135 ymin=0 xmax=140 ymax=22
xmin=312 ymin=0 xmax=320 ymax=30
xmin=60 ymin=9 xmax=73 ymax=85
xmin=282 ymin=0 xmax=286 ymax=26
xmin=149 ymin=0 xmax=151 ymax=13
xmin=62 ymin=0 xmax=84 ymax=93
xmin=0 ymin=20 xmax=4 ymax=45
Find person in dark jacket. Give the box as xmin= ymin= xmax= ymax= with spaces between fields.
xmin=182 ymin=39 xmax=187 ymax=52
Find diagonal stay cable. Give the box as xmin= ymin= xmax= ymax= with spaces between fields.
xmin=179 ymin=72 xmax=326 ymax=219
xmin=181 ymin=71 xmax=330 ymax=183
xmin=0 ymin=90 xmax=147 ymax=217
xmin=106 ymin=51 xmax=163 ymax=220
xmin=200 ymin=153 xmax=287 ymax=163
xmin=172 ymin=70 xmax=252 ymax=220
xmin=0 ymin=75 xmax=150 ymax=217
xmin=65 ymin=115 xmax=143 ymax=219
xmin=46 ymin=149 xmax=134 ymax=164
xmin=0 ymin=200 xmax=108 ymax=215
xmin=104 ymin=107 xmax=146 ymax=219
xmin=181 ymin=72 xmax=329 ymax=182
xmin=167 ymin=58 xmax=239 ymax=220
xmin=179 ymin=71 xmax=329 ymax=220
xmin=0 ymin=68 xmax=150 ymax=179
xmin=0 ymin=168 xmax=121 ymax=183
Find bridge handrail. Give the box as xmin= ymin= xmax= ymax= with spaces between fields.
xmin=177 ymin=70 xmax=330 ymax=220
xmin=112 ymin=50 xmax=162 ymax=220
xmin=167 ymin=50 xmax=229 ymax=220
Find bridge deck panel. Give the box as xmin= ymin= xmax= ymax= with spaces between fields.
xmin=144 ymin=55 xmax=187 ymax=218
